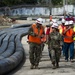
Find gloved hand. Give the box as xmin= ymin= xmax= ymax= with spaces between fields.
xmin=41 ymin=34 xmax=45 ymax=38
xmin=33 ymin=33 xmax=38 ymax=37
xmin=60 ymin=46 xmax=62 ymax=49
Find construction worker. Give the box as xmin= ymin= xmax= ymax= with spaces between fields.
xmin=58 ymin=19 xmax=65 ymax=34
xmin=50 ymin=15 xmax=52 ymax=21
xmin=28 ymin=18 xmax=45 ymax=69
xmin=58 ymin=19 xmax=66 ymax=56
xmin=73 ymin=24 xmax=75 ymax=40
xmin=46 ymin=21 xmax=53 ymax=59
xmin=63 ymin=21 xmax=75 ymax=62
xmin=48 ymin=23 xmax=62 ymax=69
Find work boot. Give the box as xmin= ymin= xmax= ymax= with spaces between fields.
xmin=65 ymin=58 xmax=68 ymax=62
xmin=30 ymin=65 xmax=34 ymax=69
xmin=52 ymin=61 xmax=56 ymax=69
xmin=56 ymin=62 xmax=59 ymax=68
xmin=35 ymin=65 xmax=40 ymax=69
xmin=70 ymin=59 xmax=74 ymax=63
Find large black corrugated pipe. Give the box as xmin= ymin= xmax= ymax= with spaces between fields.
xmin=0 ymin=34 xmax=11 ymax=54
xmin=9 ymin=34 xmax=17 ymax=42
xmin=0 ymin=42 xmax=15 ymax=59
xmin=0 ymin=51 xmax=23 ymax=75
xmin=15 ymin=33 xmax=26 ymax=58
xmin=15 ymin=33 xmax=27 ymax=52
xmin=11 ymin=24 xmax=31 ymax=28
xmin=0 ymin=31 xmax=6 ymax=36
xmin=0 ymin=34 xmax=17 ymax=59
xmin=0 ymin=34 xmax=7 ymax=46
xmin=0 ymin=32 xmax=27 ymax=75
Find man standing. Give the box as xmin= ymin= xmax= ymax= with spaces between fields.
xmin=28 ymin=18 xmax=45 ymax=69
xmin=48 ymin=23 xmax=62 ymax=69
xmin=63 ymin=21 xmax=74 ymax=62
xmin=58 ymin=19 xmax=65 ymax=56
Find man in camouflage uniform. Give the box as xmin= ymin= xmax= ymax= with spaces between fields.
xmin=48 ymin=23 xmax=62 ymax=69
xmin=28 ymin=18 xmax=45 ymax=69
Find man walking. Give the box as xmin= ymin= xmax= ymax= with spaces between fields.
xmin=63 ymin=21 xmax=75 ymax=62
xmin=28 ymin=18 xmax=45 ymax=69
xmin=48 ymin=23 xmax=62 ymax=69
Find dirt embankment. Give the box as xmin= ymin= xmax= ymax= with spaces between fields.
xmin=0 ymin=15 xmax=17 ymax=29
xmin=0 ymin=16 xmax=50 ymax=30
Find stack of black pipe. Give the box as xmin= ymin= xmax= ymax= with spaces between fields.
xmin=0 ymin=24 xmax=30 ymax=74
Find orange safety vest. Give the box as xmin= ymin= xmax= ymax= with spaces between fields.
xmin=58 ymin=24 xmax=65 ymax=35
xmin=28 ymin=24 xmax=44 ymax=44
xmin=63 ymin=28 xmax=74 ymax=43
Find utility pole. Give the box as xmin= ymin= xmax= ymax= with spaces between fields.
xmin=49 ymin=0 xmax=52 ymax=24
xmin=63 ymin=0 xmax=66 ymax=18
xmin=73 ymin=1 xmax=75 ymax=16
xmin=49 ymin=0 xmax=52 ymax=15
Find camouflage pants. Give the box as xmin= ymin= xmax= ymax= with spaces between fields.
xmin=41 ymin=43 xmax=44 ymax=51
xmin=29 ymin=43 xmax=41 ymax=66
xmin=49 ymin=47 xmax=61 ymax=63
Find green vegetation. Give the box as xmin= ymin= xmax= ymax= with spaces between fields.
xmin=0 ymin=0 xmax=75 ymax=7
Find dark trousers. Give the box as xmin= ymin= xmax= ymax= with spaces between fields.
xmin=64 ymin=42 xmax=74 ymax=60
xmin=29 ymin=43 xmax=41 ymax=66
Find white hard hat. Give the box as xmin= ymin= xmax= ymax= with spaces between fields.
xmin=65 ymin=21 xmax=69 ymax=25
xmin=69 ymin=20 xmax=73 ymax=25
xmin=52 ymin=19 xmax=57 ymax=23
xmin=62 ymin=19 xmax=65 ymax=23
xmin=50 ymin=21 xmax=53 ymax=25
xmin=36 ymin=18 xmax=43 ymax=24
xmin=51 ymin=23 xmax=58 ymax=28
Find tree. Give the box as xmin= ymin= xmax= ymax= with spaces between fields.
xmin=67 ymin=0 xmax=75 ymax=5
xmin=2 ymin=0 xmax=23 ymax=6
xmin=2 ymin=0 xmax=75 ymax=7
xmin=22 ymin=0 xmax=37 ymax=4
xmin=51 ymin=0 xmax=63 ymax=6
xmin=37 ymin=0 xmax=63 ymax=6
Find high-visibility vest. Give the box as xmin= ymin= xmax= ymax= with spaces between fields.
xmin=63 ymin=28 xmax=74 ymax=43
xmin=28 ymin=24 xmax=44 ymax=44
xmin=73 ymin=25 xmax=75 ymax=40
xmin=58 ymin=24 xmax=65 ymax=35
xmin=58 ymin=25 xmax=62 ymax=34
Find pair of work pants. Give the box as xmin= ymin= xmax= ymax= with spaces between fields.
xmin=29 ymin=43 xmax=41 ymax=66
xmin=64 ymin=42 xmax=74 ymax=60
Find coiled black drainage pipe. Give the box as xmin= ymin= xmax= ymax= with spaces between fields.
xmin=0 ymin=34 xmax=7 ymax=46
xmin=0 ymin=34 xmax=11 ymax=54
xmin=11 ymin=24 xmax=31 ymax=28
xmin=0 ymin=34 xmax=16 ymax=59
xmin=0 ymin=25 xmax=30 ymax=74
xmin=0 ymin=31 xmax=6 ymax=36
xmin=0 ymin=32 xmax=27 ymax=75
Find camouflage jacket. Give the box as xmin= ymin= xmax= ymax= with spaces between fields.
xmin=49 ymin=31 xmax=62 ymax=48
